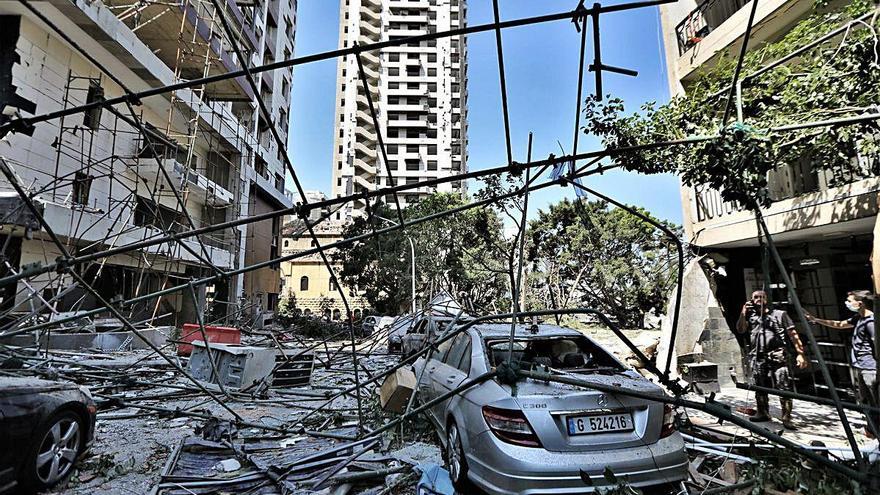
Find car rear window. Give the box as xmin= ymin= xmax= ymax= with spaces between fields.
xmin=484 ymin=336 xmax=622 ymax=372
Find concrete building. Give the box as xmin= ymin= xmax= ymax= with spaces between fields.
xmin=659 ymin=0 xmax=878 ymax=398
xmin=0 ymin=0 xmax=295 ymax=328
xmin=279 ymin=209 xmax=369 ymax=319
xmin=330 ymin=0 xmax=468 ymax=220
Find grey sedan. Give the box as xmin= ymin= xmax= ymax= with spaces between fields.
xmin=413 ymin=324 xmax=688 ymax=494
xmin=0 ymin=377 xmax=97 ymax=494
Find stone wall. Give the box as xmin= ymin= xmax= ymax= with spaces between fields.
xmin=657 ymin=257 xmax=744 ymax=387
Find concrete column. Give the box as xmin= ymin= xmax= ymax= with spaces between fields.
xmin=657 ymin=257 xmax=744 ymax=386
xmin=872 ymin=194 xmax=880 ymax=294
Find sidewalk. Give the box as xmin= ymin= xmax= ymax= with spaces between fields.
xmin=684 ymin=385 xmax=879 ymax=459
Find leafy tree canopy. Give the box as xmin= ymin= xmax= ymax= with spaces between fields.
xmin=332 ymin=193 xmax=509 ymax=314
xmin=581 ymin=0 xmax=880 ymax=210
xmin=527 ymin=198 xmax=681 ymax=327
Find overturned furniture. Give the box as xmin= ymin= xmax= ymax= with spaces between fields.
xmin=188 ymin=341 xmax=276 ymax=390
xmin=272 ymin=349 xmax=315 ymax=388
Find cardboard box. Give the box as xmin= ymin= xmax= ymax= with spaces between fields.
xmin=379 ymin=368 xmax=417 ymax=413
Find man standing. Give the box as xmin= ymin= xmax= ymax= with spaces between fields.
xmin=736 ymin=290 xmax=809 ymax=430
xmin=807 ymin=290 xmax=878 ymax=439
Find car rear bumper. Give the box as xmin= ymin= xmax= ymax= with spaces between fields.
xmin=466 ymin=430 xmax=688 ymax=495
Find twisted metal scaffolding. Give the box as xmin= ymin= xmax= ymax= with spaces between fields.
xmin=1 ymin=0 xmax=879 ymax=490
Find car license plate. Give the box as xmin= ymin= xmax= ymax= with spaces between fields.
xmin=567 ymin=413 xmax=634 ymax=435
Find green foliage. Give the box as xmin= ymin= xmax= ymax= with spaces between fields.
xmin=527 ymin=198 xmax=680 ymax=327
xmin=288 ymin=315 xmax=347 ymax=340
xmin=275 ymin=292 xmax=298 ymax=327
xmin=581 ymin=0 xmax=880 ymax=211
xmin=742 ymin=456 xmax=864 ymax=494
xmin=332 ymin=193 xmax=509 ymax=314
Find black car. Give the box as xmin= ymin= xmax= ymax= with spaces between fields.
xmin=0 ymin=377 xmax=96 ymax=494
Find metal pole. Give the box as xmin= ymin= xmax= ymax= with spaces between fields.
xmin=408 ymin=236 xmax=416 ymax=314
xmin=375 ymin=215 xmax=416 ymax=313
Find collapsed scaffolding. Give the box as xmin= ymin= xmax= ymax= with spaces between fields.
xmin=1 ymin=0 xmax=879 ymax=492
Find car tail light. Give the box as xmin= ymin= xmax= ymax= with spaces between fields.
xmin=482 ymin=406 xmax=542 ymax=447
xmin=660 ymin=404 xmax=677 ymax=438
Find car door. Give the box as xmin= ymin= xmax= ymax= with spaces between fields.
xmin=403 ymin=318 xmax=428 ymax=356
xmin=430 ymin=333 xmax=471 ymax=422
xmin=420 ymin=334 xmax=456 ymax=425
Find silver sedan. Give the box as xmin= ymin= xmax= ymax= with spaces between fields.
xmin=413 ymin=323 xmax=688 ymax=494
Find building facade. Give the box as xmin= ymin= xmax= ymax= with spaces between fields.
xmin=330 ymin=0 xmax=468 ymax=220
xmin=279 ymin=208 xmax=370 ymax=320
xmin=659 ymin=0 xmax=879 ymax=398
xmin=0 ymin=0 xmax=295 ymax=329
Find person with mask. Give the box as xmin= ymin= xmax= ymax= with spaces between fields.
xmin=807 ymin=290 xmax=878 ymax=439
xmin=736 ymin=290 xmax=809 ymax=430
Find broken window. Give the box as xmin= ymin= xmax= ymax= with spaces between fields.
xmin=72 ymin=172 xmax=93 ymax=206
xmin=485 ymin=337 xmax=622 ymax=371
xmin=82 ymin=81 xmax=105 ymax=130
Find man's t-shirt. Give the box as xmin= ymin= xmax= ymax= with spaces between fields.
xmin=847 ymin=314 xmax=876 ymax=370
xmin=747 ymin=309 xmax=794 ymax=356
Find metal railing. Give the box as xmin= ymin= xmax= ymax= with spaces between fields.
xmin=675 ymin=0 xmax=750 ymax=55
xmin=693 ymin=156 xmax=880 ymax=222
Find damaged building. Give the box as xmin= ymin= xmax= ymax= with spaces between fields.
xmin=0 ymin=0 xmax=877 ymax=493
xmin=659 ymin=0 xmax=880 ymax=400
xmin=0 ymin=0 xmax=296 ymax=329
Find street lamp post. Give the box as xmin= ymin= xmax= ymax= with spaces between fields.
xmin=376 ymin=215 xmax=417 ymax=314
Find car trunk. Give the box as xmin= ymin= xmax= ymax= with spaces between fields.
xmin=511 ymin=373 xmax=665 ymax=452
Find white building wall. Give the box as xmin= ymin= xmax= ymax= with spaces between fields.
xmin=0 ymin=0 xmax=297 ymax=319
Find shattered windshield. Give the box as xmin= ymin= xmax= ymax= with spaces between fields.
xmin=484 ymin=336 xmax=623 ymax=372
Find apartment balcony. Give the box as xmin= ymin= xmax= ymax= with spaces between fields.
xmin=362 ymin=51 xmax=381 ymax=70
xmin=386 ymin=86 xmax=430 ymax=97
xmin=388 ymin=28 xmax=428 ymax=37
xmin=686 ymin=159 xmax=880 ymax=247
xmin=358 ymin=63 xmax=381 ymax=81
xmin=386 ymin=75 xmax=434 ymax=84
xmin=352 ymin=157 xmax=378 ymax=175
xmin=387 ymin=119 xmax=429 ymax=127
xmin=387 ymin=103 xmax=429 ymax=112
xmin=39 ymin=201 xmax=235 ymax=268
xmin=355 ymin=126 xmax=378 ymax=144
xmin=359 ymin=27 xmax=381 ymax=44
xmin=669 ymin=0 xmax=815 ymax=82
xmin=352 ymin=175 xmax=375 ymax=191
xmin=123 ymin=156 xmax=235 ymax=206
xmin=360 ymin=20 xmax=382 ymax=37
xmin=389 ymin=14 xmax=429 ymax=23
xmin=356 ymin=109 xmax=380 ymax=128
xmin=353 ymin=141 xmax=377 ymax=157
xmin=102 ymin=0 xmax=256 ymax=100
xmin=360 ymin=6 xmax=382 ymax=24
xmin=389 ymin=0 xmax=430 ymax=7
xmin=399 ymin=185 xmax=436 ymax=195
xmin=675 ymin=0 xmax=749 ymax=55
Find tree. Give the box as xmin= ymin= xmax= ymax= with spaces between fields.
xmin=579 ymin=0 xmax=880 ymax=211
xmin=276 ymin=292 xmax=298 ymax=327
xmin=527 ymin=198 xmax=681 ymax=328
xmin=332 ymin=193 xmax=509 ymax=314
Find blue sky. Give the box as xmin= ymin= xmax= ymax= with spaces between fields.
xmin=286 ymin=1 xmax=682 ymax=223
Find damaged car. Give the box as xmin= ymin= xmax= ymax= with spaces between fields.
xmin=413 ymin=323 xmax=688 ymax=494
xmin=0 ymin=377 xmax=97 ymax=494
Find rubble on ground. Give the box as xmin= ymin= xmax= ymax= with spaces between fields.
xmin=0 ymin=317 xmax=874 ymax=495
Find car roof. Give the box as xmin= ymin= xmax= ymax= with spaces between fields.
xmin=469 ymin=323 xmax=585 ymax=339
